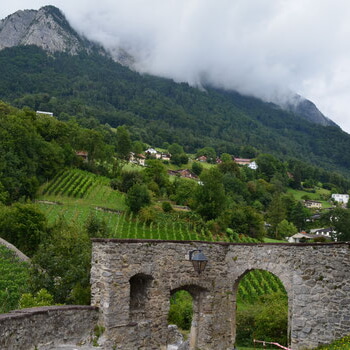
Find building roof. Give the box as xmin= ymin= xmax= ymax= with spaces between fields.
xmin=234 ymin=158 xmax=251 ymax=162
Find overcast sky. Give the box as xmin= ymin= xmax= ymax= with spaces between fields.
xmin=2 ymin=1 xmax=350 ymax=132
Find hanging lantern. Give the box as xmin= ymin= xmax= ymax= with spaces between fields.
xmin=189 ymin=249 xmax=208 ymax=274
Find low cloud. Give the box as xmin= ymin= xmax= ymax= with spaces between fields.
xmin=2 ymin=0 xmax=350 ymax=131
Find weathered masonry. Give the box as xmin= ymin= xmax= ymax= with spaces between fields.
xmin=91 ymin=239 xmax=350 ymax=350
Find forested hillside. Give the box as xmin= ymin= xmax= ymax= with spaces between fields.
xmin=1 ymin=46 xmax=350 ymax=176
xmin=2 ymin=100 xmax=350 ymax=348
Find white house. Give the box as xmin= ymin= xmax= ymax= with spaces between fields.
xmin=331 ymin=194 xmax=349 ymax=205
xmin=36 ymin=111 xmax=53 ymax=117
xmin=248 ymin=161 xmax=258 ymax=170
xmin=288 ymin=232 xmax=314 ymax=243
xmin=310 ymin=227 xmax=335 ymax=238
xmin=145 ymin=148 xmax=157 ymax=155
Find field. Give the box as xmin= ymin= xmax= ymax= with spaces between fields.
xmin=38 ymin=169 xmax=212 ymax=241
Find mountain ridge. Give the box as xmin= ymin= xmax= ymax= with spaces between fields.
xmin=0 ymin=5 xmax=104 ymax=55
xmin=0 ymin=5 xmax=336 ymax=128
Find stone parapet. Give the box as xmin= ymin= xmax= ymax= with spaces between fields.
xmin=0 ymin=305 xmax=99 ymax=350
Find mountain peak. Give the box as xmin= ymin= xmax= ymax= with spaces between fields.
xmin=0 ymin=5 xmax=102 ymax=55
xmin=284 ymin=94 xmax=337 ymax=127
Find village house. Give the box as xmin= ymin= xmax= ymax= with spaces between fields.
xmin=145 ymin=148 xmax=158 ymax=156
xmin=248 ymin=161 xmax=258 ymax=170
xmin=310 ymin=227 xmax=335 ymax=238
xmin=234 ymin=157 xmax=251 ymax=165
xmin=288 ymin=228 xmax=334 ymax=243
xmin=167 ymin=169 xmax=198 ymax=180
xmin=196 ymin=155 xmax=208 ymax=162
xmin=303 ymin=200 xmax=322 ymax=209
xmin=331 ymin=193 xmax=349 ymax=205
xmin=234 ymin=158 xmax=258 ymax=170
xmin=287 ymin=232 xmax=319 ymax=243
xmin=75 ymin=150 xmax=88 ymax=162
xmin=129 ymin=152 xmax=146 ymax=166
xmin=145 ymin=148 xmax=171 ymax=161
xmin=156 ymin=153 xmax=171 ymax=161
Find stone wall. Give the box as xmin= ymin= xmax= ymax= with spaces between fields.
xmin=0 ymin=305 xmax=99 ymax=349
xmin=91 ymin=239 xmax=350 ymax=350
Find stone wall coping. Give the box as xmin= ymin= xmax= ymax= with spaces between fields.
xmin=0 ymin=305 xmax=98 ymax=321
xmin=92 ymin=238 xmax=350 ymax=247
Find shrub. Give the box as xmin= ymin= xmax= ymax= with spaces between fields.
xmin=138 ymin=207 xmax=156 ymax=225
xmin=162 ymin=202 xmax=173 ymax=213
xmin=236 ymin=292 xmax=288 ymax=347
xmin=19 ymin=289 xmax=55 ymax=309
xmin=126 ymin=184 xmax=151 ymax=213
xmin=85 ymin=212 xmax=108 ymax=238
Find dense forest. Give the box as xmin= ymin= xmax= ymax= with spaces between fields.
xmin=1 ymin=46 xmax=350 ymax=177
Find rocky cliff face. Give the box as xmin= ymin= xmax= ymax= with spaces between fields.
xmin=285 ymin=94 xmax=337 ymax=127
xmin=0 ymin=5 xmax=100 ymax=55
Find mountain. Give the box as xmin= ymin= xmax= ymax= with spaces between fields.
xmin=0 ymin=5 xmax=104 ymax=55
xmin=284 ymin=94 xmax=336 ymax=127
xmin=0 ymin=5 xmax=336 ymax=128
xmin=0 ymin=6 xmax=350 ymax=176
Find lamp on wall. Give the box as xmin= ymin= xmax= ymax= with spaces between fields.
xmin=189 ymin=249 xmax=208 ymax=274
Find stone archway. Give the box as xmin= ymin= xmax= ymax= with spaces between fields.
xmin=91 ymin=239 xmax=350 ymax=350
xmin=232 ymin=268 xmax=290 ymax=348
xmin=169 ymin=284 xmax=209 ymax=350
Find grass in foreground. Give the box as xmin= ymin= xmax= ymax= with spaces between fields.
xmin=314 ymin=335 xmax=350 ymax=349
xmin=238 ymin=334 xmax=350 ymax=350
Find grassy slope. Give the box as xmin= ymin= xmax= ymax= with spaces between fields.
xmin=287 ymin=187 xmax=333 ymax=209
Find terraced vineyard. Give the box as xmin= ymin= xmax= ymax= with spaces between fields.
xmin=38 ymin=169 xmax=204 ymax=240
xmin=238 ymin=269 xmax=286 ymax=303
xmin=38 ymin=169 xmax=287 ymax=299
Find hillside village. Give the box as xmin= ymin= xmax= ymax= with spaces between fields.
xmin=0 ymin=4 xmax=350 ymax=348
xmin=1 ymin=102 xmax=350 ymax=349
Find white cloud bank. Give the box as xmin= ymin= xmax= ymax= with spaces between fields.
xmin=2 ymin=0 xmax=350 ymax=132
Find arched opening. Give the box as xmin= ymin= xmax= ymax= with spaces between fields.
xmin=234 ymin=269 xmax=289 ymax=349
xmin=129 ymin=273 xmax=153 ymax=322
xmin=167 ymin=285 xmax=207 ymax=350
xmin=168 ymin=290 xmax=193 ymax=332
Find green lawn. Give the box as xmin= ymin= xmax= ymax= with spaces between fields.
xmin=287 ymin=188 xmax=333 ymax=209
xmin=263 ymin=237 xmax=286 ymax=243
xmin=121 ymin=162 xmax=144 ymax=172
